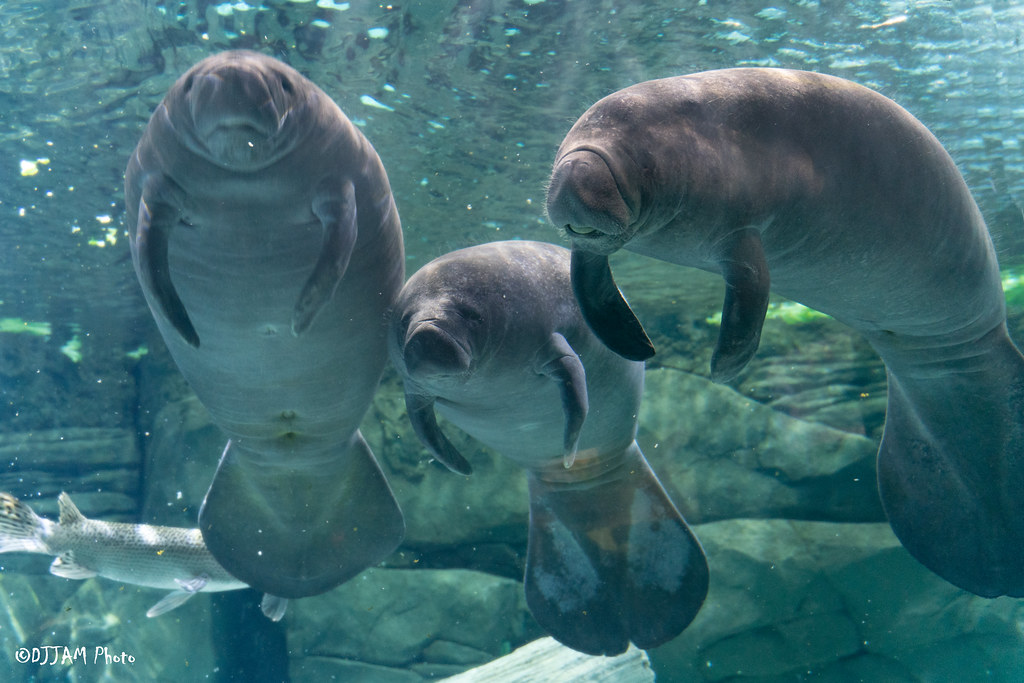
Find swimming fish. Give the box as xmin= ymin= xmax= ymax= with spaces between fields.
xmin=0 ymin=492 xmax=287 ymax=621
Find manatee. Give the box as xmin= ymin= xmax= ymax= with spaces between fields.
xmin=546 ymin=67 xmax=1024 ymax=598
xmin=388 ymin=240 xmax=708 ymax=655
xmin=125 ymin=50 xmax=405 ymax=598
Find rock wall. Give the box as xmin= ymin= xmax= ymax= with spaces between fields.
xmin=5 ymin=314 xmax=1024 ymax=681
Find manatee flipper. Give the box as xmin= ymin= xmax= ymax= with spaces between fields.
xmin=570 ymin=247 xmax=655 ymax=362
xmin=876 ymin=331 xmax=1024 ymax=597
xmin=404 ymin=393 xmax=473 ymax=475
xmin=710 ymin=228 xmax=770 ymax=383
xmin=199 ymin=434 xmax=405 ymax=598
xmin=524 ymin=442 xmax=708 ymax=655
xmin=535 ymin=332 xmax=589 ymax=468
xmin=292 ymin=180 xmax=358 ymax=335
xmin=134 ymin=174 xmax=199 ymax=347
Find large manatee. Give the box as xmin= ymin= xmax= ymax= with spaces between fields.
xmin=546 ymin=67 xmax=1024 ymax=598
xmin=125 ymin=50 xmax=405 ymax=598
xmin=388 ymin=240 xmax=708 ymax=655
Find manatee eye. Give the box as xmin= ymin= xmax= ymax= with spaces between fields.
xmin=182 ymin=75 xmax=194 ymax=93
xmin=280 ymin=76 xmax=294 ymax=94
xmin=455 ymin=306 xmax=483 ymax=324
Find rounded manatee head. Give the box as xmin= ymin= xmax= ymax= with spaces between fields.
xmin=165 ymin=50 xmax=317 ymax=170
xmin=388 ymin=262 xmax=488 ymax=388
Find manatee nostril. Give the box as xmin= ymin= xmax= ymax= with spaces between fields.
xmin=280 ymin=76 xmax=293 ymax=94
xmin=405 ymin=325 xmax=470 ymax=377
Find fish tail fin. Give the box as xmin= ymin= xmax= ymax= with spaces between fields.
xmin=199 ymin=435 xmax=405 ymax=599
xmin=878 ymin=329 xmax=1024 ymax=597
xmin=524 ymin=442 xmax=708 ymax=655
xmin=0 ymin=492 xmax=54 ymax=554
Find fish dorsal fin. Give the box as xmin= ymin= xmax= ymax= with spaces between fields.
xmin=50 ymin=553 xmax=97 ymax=580
xmin=57 ymin=493 xmax=85 ymax=526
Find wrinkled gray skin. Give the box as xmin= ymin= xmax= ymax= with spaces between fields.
xmin=547 ymin=67 xmax=1024 ymax=599
xmin=125 ymin=51 xmax=405 ymax=598
xmin=388 ymin=241 xmax=708 ymax=655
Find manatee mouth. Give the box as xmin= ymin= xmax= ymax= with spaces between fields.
xmin=563 ymin=222 xmax=628 ymax=257
xmin=565 ymin=224 xmax=601 ymax=237
xmin=207 ymin=117 xmax=278 ymax=139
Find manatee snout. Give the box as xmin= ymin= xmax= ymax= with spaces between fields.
xmin=402 ymin=320 xmax=472 ymax=379
xmin=189 ymin=66 xmax=282 ymax=140
xmin=547 ymin=150 xmax=630 ymax=241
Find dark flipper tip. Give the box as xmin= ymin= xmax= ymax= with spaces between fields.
xmin=709 ymin=229 xmax=770 ymax=383
xmin=134 ymin=176 xmax=200 ymax=348
xmin=570 ymin=247 xmax=655 ymax=362
xmin=709 ymin=336 xmax=758 ymax=383
xmin=405 ymin=393 xmax=473 ymax=475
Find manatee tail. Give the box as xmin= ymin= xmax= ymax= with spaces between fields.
xmin=199 ymin=433 xmax=404 ymax=598
xmin=524 ymin=442 xmax=708 ymax=655
xmin=877 ymin=328 xmax=1024 ymax=597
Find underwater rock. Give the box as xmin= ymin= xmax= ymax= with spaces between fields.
xmin=0 ymin=572 xmax=80 ymax=673
xmin=375 ymin=363 xmax=886 ymax=564
xmin=650 ymin=519 xmax=1024 ymax=682
xmin=369 ymin=369 xmax=531 ymax=567
xmin=0 ymin=428 xmax=139 ymax=521
xmin=0 ymin=574 xmax=219 ymax=680
xmin=140 ymin=394 xmax=223 ymax=528
xmin=210 ymin=590 xmax=290 ymax=683
xmin=287 ymin=567 xmax=543 ymax=680
xmin=735 ymin=331 xmax=888 ymax=440
xmin=638 ymin=368 xmax=884 ymax=524
xmin=441 ymin=636 xmax=654 ymax=682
